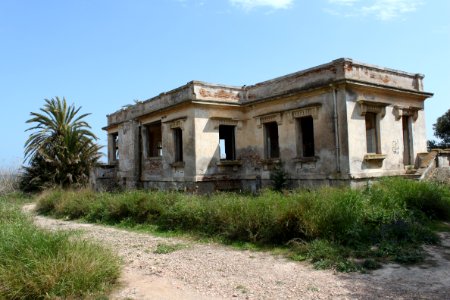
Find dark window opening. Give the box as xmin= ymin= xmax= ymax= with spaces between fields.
xmin=112 ymin=133 xmax=119 ymax=161
xmin=264 ymin=122 xmax=280 ymax=159
xmin=365 ymin=112 xmax=379 ymax=153
xmin=402 ymin=116 xmax=412 ymax=165
xmin=219 ymin=125 xmax=236 ymax=160
xmin=146 ymin=122 xmax=162 ymax=157
xmin=299 ymin=116 xmax=315 ymax=157
xmin=173 ymin=128 xmax=183 ymax=162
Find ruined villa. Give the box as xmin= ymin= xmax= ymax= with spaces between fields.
xmin=93 ymin=58 xmax=435 ymax=192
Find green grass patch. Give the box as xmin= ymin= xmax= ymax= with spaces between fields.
xmin=35 ymin=178 xmax=450 ymax=272
xmin=428 ymin=221 xmax=450 ymax=232
xmin=0 ymin=194 xmax=120 ymax=299
xmin=153 ymin=242 xmax=188 ymax=254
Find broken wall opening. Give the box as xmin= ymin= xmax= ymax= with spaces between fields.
xmin=219 ymin=125 xmax=236 ymax=160
xmin=146 ymin=122 xmax=162 ymax=157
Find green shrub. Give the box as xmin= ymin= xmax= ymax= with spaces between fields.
xmin=293 ymin=187 xmax=365 ymax=244
xmin=291 ymin=239 xmax=359 ymax=272
xmin=35 ymin=188 xmax=62 ymax=214
xmin=371 ymin=177 xmax=450 ymax=221
xmin=270 ymin=161 xmax=289 ymax=191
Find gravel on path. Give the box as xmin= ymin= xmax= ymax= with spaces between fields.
xmin=23 ymin=204 xmax=450 ymax=300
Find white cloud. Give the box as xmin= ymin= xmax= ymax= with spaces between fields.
xmin=328 ymin=0 xmax=359 ymax=6
xmin=362 ymin=0 xmax=422 ymax=20
xmin=327 ymin=0 xmax=423 ymax=20
xmin=230 ymin=0 xmax=293 ymax=10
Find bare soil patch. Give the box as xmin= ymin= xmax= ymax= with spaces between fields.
xmin=23 ymin=204 xmax=450 ymax=299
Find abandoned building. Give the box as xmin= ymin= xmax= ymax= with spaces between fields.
xmin=93 ymin=58 xmax=436 ymax=192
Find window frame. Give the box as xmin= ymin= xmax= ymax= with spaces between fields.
xmin=173 ymin=127 xmax=183 ymax=163
xmin=145 ymin=122 xmax=162 ymax=158
xmin=111 ymin=132 xmax=119 ymax=162
xmin=297 ymin=115 xmax=315 ymax=158
xmin=218 ymin=125 xmax=236 ymax=161
xmin=365 ymin=112 xmax=380 ymax=154
xmin=264 ymin=121 xmax=280 ymax=159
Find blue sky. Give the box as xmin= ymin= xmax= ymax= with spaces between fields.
xmin=0 ymin=0 xmax=449 ymax=168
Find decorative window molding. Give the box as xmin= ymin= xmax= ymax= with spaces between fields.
xmin=261 ymin=158 xmax=281 ymax=171
xmin=358 ymin=100 xmax=388 ymax=118
xmin=210 ymin=117 xmax=241 ymax=130
xmin=216 ymin=160 xmax=242 ymax=167
xmin=255 ymin=112 xmax=282 ymax=128
xmin=293 ymin=156 xmax=319 ymax=163
xmin=216 ymin=160 xmax=242 ymax=171
xmin=164 ymin=116 xmax=187 ymax=130
xmin=363 ymin=154 xmax=386 ymax=161
xmin=393 ymin=106 xmax=420 ymax=121
xmin=170 ymin=161 xmax=185 ymax=168
xmin=288 ymin=104 xmax=321 ymax=123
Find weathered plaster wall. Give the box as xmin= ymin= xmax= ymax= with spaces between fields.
xmin=116 ymin=120 xmax=140 ymax=187
xmin=194 ymin=108 xmax=220 ymax=178
xmin=193 ymin=82 xmax=242 ymax=104
xmin=245 ymin=65 xmax=338 ymax=102
xmin=174 ymin=89 xmax=350 ymax=189
xmin=342 ymin=60 xmax=424 ymax=92
xmin=412 ymin=109 xmax=428 ymax=156
xmin=345 ymin=87 xmax=427 ymax=179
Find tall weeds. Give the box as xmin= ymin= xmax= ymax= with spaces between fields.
xmin=0 ymin=194 xmax=120 ymax=299
xmin=36 ymin=178 xmax=450 ymax=270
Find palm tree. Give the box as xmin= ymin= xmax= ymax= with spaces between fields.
xmin=21 ymin=97 xmax=101 ymax=191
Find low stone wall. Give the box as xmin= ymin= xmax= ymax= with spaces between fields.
xmin=90 ymin=165 xmax=118 ymax=192
xmin=436 ymin=149 xmax=450 ymax=168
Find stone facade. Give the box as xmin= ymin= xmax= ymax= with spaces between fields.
xmin=96 ymin=58 xmax=433 ymax=192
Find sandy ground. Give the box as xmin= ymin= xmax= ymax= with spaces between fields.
xmin=23 ymin=204 xmax=450 ymax=299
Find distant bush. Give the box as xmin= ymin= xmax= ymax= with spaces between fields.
xmin=36 ymin=178 xmax=450 ymax=271
xmin=0 ymin=195 xmax=120 ymax=299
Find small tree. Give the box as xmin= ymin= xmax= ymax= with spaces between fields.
xmin=270 ymin=161 xmax=289 ymax=192
xmin=21 ymin=97 xmax=101 ymax=191
xmin=432 ymin=109 xmax=450 ymax=148
xmin=429 ymin=109 xmax=450 ymax=149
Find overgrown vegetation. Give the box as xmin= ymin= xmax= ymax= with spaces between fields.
xmin=0 ymin=194 xmax=120 ymax=299
xmin=36 ymin=178 xmax=450 ymax=271
xmin=20 ymin=97 xmax=101 ymax=192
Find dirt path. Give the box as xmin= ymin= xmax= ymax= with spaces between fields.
xmin=23 ymin=204 xmax=450 ymax=299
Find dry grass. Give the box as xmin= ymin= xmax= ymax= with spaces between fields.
xmin=0 ymin=167 xmax=20 ymax=195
